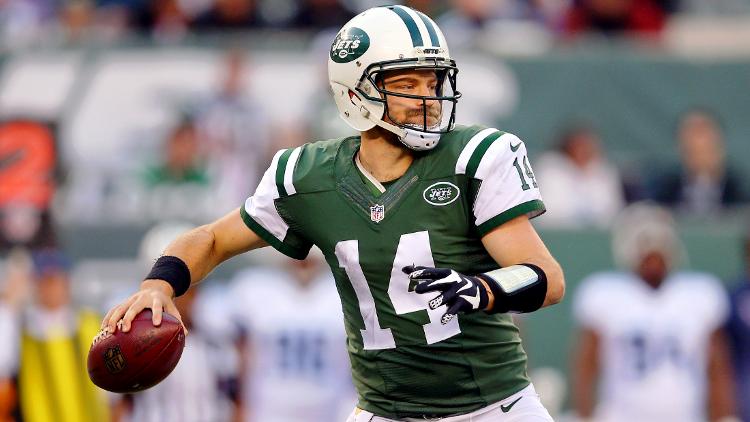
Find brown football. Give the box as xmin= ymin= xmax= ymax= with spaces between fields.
xmin=87 ymin=309 xmax=185 ymax=393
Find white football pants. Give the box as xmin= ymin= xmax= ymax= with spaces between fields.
xmin=346 ymin=383 xmax=553 ymax=422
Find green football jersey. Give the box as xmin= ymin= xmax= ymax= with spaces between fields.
xmin=240 ymin=125 xmax=546 ymax=419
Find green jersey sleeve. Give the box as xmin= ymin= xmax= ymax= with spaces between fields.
xmin=455 ymin=129 xmax=545 ymax=236
xmin=240 ymin=147 xmax=313 ymax=259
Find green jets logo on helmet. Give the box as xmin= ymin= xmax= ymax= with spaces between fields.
xmin=330 ymin=27 xmax=370 ymax=63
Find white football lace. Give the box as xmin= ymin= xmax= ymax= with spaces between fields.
xmin=92 ymin=329 xmax=111 ymax=346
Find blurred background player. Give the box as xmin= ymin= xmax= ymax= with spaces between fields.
xmin=141 ymin=118 xmax=209 ymax=188
xmin=571 ymin=203 xmax=737 ymax=422
xmin=112 ymin=285 xmax=241 ymax=422
xmin=137 ymin=118 xmax=219 ymax=222
xmin=228 ymin=248 xmax=355 ymax=422
xmin=0 ymin=248 xmax=108 ymax=422
xmin=112 ymin=221 xmax=242 ymax=422
xmin=726 ymin=227 xmax=750 ymax=422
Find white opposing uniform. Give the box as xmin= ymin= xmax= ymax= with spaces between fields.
xmin=0 ymin=303 xmax=19 ymax=378
xmin=126 ymin=284 xmax=239 ymax=422
xmin=574 ymin=271 xmax=729 ymax=422
xmin=127 ymin=331 xmax=233 ymax=422
xmin=229 ymin=267 xmax=355 ymax=422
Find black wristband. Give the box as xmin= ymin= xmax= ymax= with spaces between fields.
xmin=145 ymin=255 xmax=191 ymax=297
xmin=482 ymin=263 xmax=548 ymax=314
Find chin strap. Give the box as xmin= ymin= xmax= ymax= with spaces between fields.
xmin=399 ymin=127 xmax=441 ymax=151
xmin=350 ymin=95 xmax=441 ymax=151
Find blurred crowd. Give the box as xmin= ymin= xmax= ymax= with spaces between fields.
xmin=2 ymin=0 xmax=750 ymax=49
xmin=1 ymin=46 xmax=746 ymax=244
xmin=534 ymin=107 xmax=749 ymax=228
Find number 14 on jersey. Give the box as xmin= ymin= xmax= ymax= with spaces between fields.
xmin=334 ymin=231 xmax=461 ymax=350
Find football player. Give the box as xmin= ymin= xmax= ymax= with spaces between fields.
xmin=102 ymin=6 xmax=565 ymax=421
xmin=571 ymin=203 xmax=737 ymax=422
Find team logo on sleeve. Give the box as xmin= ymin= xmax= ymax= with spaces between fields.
xmin=330 ymin=27 xmax=370 ymax=63
xmin=370 ymin=204 xmax=385 ymax=223
xmin=423 ymin=182 xmax=460 ymax=206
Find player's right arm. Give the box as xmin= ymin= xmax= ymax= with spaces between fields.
xmin=572 ymin=326 xmax=600 ymax=420
xmin=707 ymin=328 xmax=737 ymax=421
xmin=101 ymin=207 xmax=268 ymax=333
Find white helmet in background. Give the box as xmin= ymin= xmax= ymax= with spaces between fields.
xmin=611 ymin=203 xmax=687 ymax=271
xmin=138 ymin=221 xmax=195 ymax=268
xmin=328 ymin=5 xmax=461 ymax=151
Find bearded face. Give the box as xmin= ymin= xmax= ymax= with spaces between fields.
xmin=380 ymin=69 xmax=443 ymax=131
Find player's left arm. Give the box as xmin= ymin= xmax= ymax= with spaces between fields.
xmin=404 ymin=131 xmax=563 ymax=320
xmin=480 ymin=214 xmax=565 ymax=309
xmin=403 ymin=215 xmax=563 ymax=323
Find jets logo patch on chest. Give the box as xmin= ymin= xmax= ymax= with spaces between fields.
xmin=423 ymin=182 xmax=460 ymax=206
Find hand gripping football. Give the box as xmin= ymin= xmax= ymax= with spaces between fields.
xmin=87 ymin=309 xmax=185 ymax=393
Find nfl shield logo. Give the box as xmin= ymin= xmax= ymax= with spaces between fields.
xmin=104 ymin=345 xmax=126 ymax=374
xmin=370 ymin=204 xmax=385 ymax=223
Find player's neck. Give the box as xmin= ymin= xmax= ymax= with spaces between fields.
xmin=359 ymin=127 xmax=414 ymax=183
xmin=639 ymin=272 xmax=666 ymax=289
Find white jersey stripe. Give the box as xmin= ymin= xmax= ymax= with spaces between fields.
xmin=268 ymin=149 xmax=285 ymax=199
xmin=455 ymin=128 xmax=498 ymax=175
xmin=475 ymin=133 xmax=514 ymax=180
xmin=284 ymin=146 xmax=302 ymax=196
xmin=245 ymin=149 xmax=290 ymax=242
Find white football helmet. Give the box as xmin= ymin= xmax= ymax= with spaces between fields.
xmin=611 ymin=202 xmax=686 ymax=271
xmin=328 ymin=5 xmax=460 ymax=151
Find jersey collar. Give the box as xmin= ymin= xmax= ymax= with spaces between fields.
xmin=335 ymin=137 xmax=425 ymax=225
